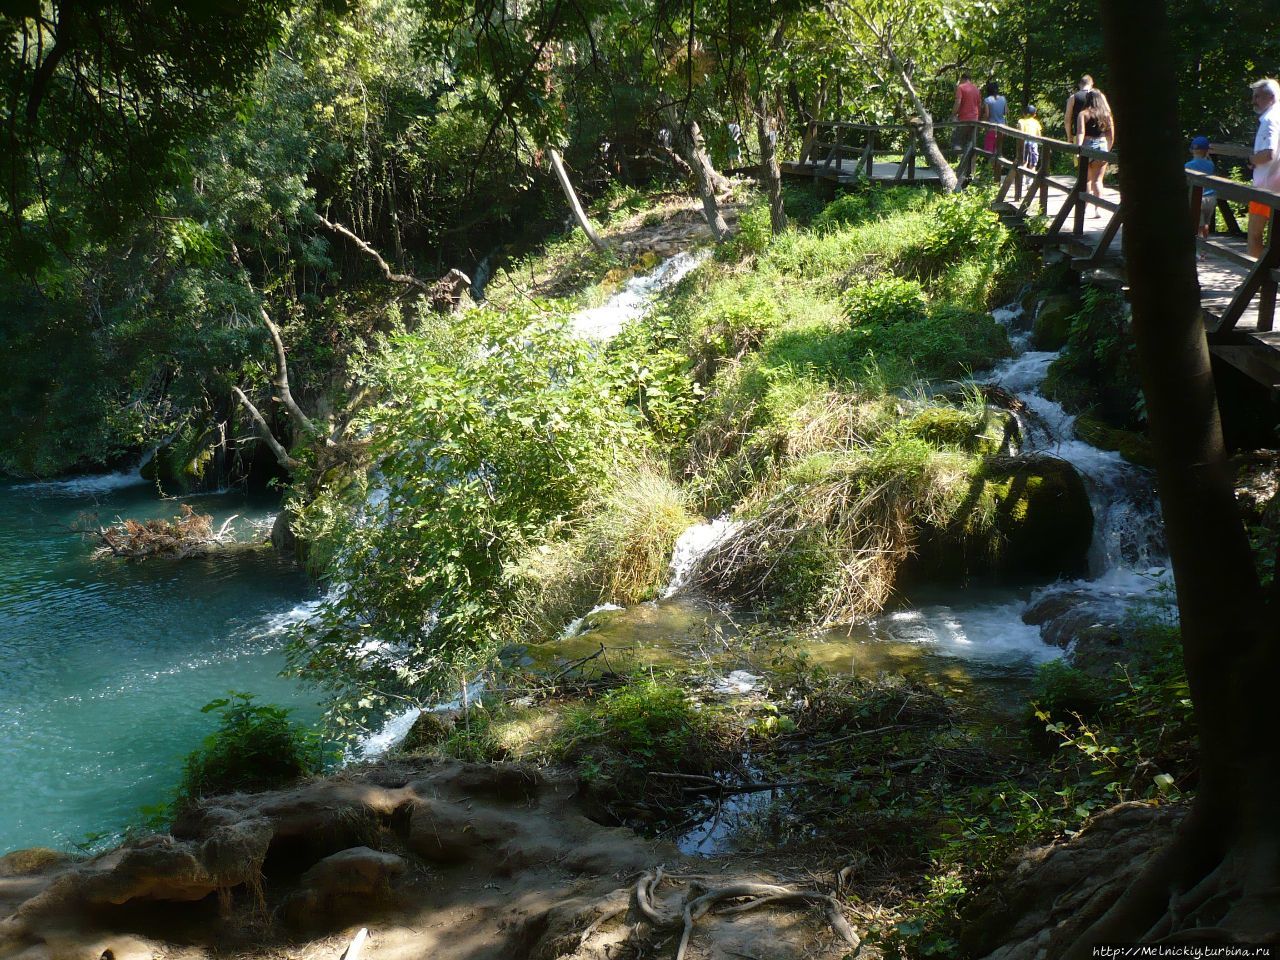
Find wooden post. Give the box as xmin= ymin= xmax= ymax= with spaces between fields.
xmin=549 ymin=149 xmax=608 ymax=252
xmin=835 ymin=123 xmax=843 ymax=172
xmin=1014 ymin=139 xmax=1025 ymax=202
xmin=1260 ymin=210 xmax=1278 ymax=332
xmin=1072 ymin=147 xmax=1088 ymax=237
xmin=1039 ymin=145 xmax=1050 ymax=215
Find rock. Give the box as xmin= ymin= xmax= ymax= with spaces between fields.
xmin=0 ymin=849 xmax=71 ymax=878
xmin=1075 ymin=416 xmax=1155 ymax=468
xmin=962 ymin=802 xmax=1184 ymax=960
xmin=300 ymin=846 xmax=406 ymax=894
xmin=1031 ymin=292 xmax=1079 ymax=351
xmin=911 ymin=455 xmax=1093 ymax=582
xmin=283 ymin=846 xmax=408 ymax=928
xmin=397 ymin=709 xmax=455 ymax=753
xmin=905 ymin=405 xmax=1018 ymax=456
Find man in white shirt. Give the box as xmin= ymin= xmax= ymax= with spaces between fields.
xmin=1248 ymin=78 xmax=1280 ymax=257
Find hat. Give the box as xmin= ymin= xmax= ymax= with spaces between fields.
xmin=1190 ymin=135 xmax=1211 ymax=150
xmin=1023 ymin=104 xmax=1037 ymax=114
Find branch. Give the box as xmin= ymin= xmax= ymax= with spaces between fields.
xmin=229 ymin=242 xmax=323 ymax=441
xmin=313 ymin=213 xmax=431 ymax=293
xmin=232 ymin=386 xmax=299 ymax=470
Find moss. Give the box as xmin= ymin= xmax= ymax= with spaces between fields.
xmin=1031 ymin=292 xmax=1080 ymax=351
xmin=1075 ymin=416 xmax=1156 ymax=468
xmin=911 ymin=456 xmax=1093 ymax=581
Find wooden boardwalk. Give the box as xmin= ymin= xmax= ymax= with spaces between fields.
xmin=783 ymin=120 xmax=1280 ymax=389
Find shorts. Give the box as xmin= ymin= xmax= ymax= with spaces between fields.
xmin=951 ymin=124 xmax=976 ymax=151
xmin=983 ymin=129 xmax=999 ymax=153
xmin=1083 ymin=136 xmax=1108 ymax=153
xmin=1024 ymin=143 xmax=1040 ymax=169
xmin=1249 ymin=200 xmax=1272 ymax=218
xmin=1200 ymin=195 xmax=1217 ymax=227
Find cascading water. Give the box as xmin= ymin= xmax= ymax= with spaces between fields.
xmin=571 ymin=249 xmax=709 ymax=340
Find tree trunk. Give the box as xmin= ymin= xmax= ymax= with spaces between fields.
xmin=895 ymin=65 xmax=957 ymax=194
xmin=1065 ymin=2 xmax=1280 ymax=951
xmin=687 ymin=120 xmax=730 ymax=242
xmin=549 ymin=148 xmax=608 ymax=252
xmin=755 ymin=94 xmax=787 ymax=234
xmin=798 ymin=79 xmax=829 ymax=165
xmin=662 ymin=102 xmax=733 ymax=194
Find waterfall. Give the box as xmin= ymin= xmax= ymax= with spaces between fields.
xmin=661 ymin=516 xmax=740 ymax=598
xmin=571 ymin=249 xmax=709 ymax=340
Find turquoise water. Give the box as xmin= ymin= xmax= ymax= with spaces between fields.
xmin=0 ymin=473 xmax=322 ymax=852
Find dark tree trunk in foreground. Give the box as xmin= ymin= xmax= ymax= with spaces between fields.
xmin=1066 ymin=3 xmax=1280 ymax=952
xmin=756 ymin=94 xmax=787 ymax=234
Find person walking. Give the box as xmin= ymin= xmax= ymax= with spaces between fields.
xmin=952 ymin=72 xmax=981 ymax=154
xmin=1185 ymin=135 xmax=1217 ymax=240
xmin=1074 ymin=89 xmax=1116 ymax=218
xmin=1064 ymin=74 xmax=1111 ymax=139
xmin=980 ymin=81 xmax=1008 ymax=175
xmin=1017 ymin=105 xmax=1043 ymax=190
xmin=1248 ymin=78 xmax=1280 ymax=258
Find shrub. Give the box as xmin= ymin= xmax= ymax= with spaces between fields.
xmin=560 ymin=677 xmax=718 ymax=787
xmin=718 ymin=201 xmax=773 ymax=260
xmin=291 ymin=304 xmax=641 ymax=734
xmin=178 ymin=693 xmax=326 ymax=803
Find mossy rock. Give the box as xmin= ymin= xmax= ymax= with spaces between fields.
xmin=904 ymin=405 xmax=1017 ymax=457
xmin=1032 ymin=292 xmax=1080 ymax=351
xmin=1074 ymin=416 xmax=1155 ymax=468
xmin=982 ymin=455 xmax=1093 ymax=576
xmin=911 ymin=454 xmax=1092 ymax=581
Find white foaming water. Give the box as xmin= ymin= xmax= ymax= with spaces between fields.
xmin=359 ymin=677 xmax=487 ymax=759
xmin=876 ymin=602 xmax=1061 ymax=663
xmin=560 ymin=602 xmax=624 ymax=639
xmin=571 ymin=249 xmax=709 ymax=340
xmin=663 ymin=516 xmax=740 ymax=597
xmin=10 ymin=469 xmax=149 ymax=496
xmin=988 ymin=337 xmax=1164 ymax=574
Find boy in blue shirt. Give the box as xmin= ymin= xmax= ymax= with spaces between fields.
xmin=1185 ymin=135 xmax=1217 ymax=238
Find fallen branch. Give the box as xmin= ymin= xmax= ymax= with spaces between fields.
xmin=314 ymin=213 xmax=431 ymax=293
xmin=96 ymin=505 xmax=239 ymax=560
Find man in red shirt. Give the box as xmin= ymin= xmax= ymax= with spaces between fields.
xmin=953 ymin=72 xmax=981 ymax=154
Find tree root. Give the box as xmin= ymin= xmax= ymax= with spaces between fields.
xmin=627 ymin=869 xmax=860 ymax=960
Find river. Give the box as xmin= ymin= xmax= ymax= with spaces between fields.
xmin=0 ymin=253 xmax=1167 ymax=855
xmin=0 ymin=474 xmax=321 ymax=852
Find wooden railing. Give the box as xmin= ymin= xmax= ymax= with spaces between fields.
xmin=794 ymin=118 xmax=1280 ymax=335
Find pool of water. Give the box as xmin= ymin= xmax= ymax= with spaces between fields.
xmin=0 ymin=473 xmax=322 ymax=852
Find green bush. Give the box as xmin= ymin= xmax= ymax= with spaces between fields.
xmin=1027 ymin=660 xmax=1109 ymax=738
xmin=843 ymin=276 xmax=929 ymax=327
xmin=178 ymin=693 xmax=326 ymax=803
xmin=719 ymin=201 xmax=773 ymax=260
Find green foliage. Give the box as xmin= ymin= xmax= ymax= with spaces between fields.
xmin=291 ymin=304 xmax=641 ymax=732
xmin=561 ymin=677 xmax=717 ymax=786
xmin=178 ymin=693 xmax=327 ymax=804
xmin=1043 ymin=287 xmax=1143 ymax=429
xmin=718 ymin=202 xmax=773 ymax=261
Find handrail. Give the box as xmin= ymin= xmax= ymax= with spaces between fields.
xmin=788 ymin=117 xmax=1280 ymax=343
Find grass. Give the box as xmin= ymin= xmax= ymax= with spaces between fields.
xmin=502 ymin=460 xmax=696 ymax=640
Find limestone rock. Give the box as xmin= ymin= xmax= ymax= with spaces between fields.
xmin=1031 ymin=292 xmax=1079 ymax=351
xmin=962 ymin=802 xmax=1184 ymax=960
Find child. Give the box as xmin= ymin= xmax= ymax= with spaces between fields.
xmin=1017 ymin=105 xmax=1042 ymax=171
xmin=1185 ymin=135 xmax=1216 ymax=239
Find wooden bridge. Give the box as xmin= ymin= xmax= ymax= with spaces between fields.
xmin=782 ymin=120 xmax=1280 ymax=390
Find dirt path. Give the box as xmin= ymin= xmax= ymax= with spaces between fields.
xmin=0 ymin=761 xmax=856 ymax=960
